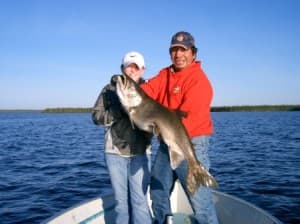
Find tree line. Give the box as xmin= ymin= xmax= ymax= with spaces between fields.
xmin=41 ymin=105 xmax=300 ymax=113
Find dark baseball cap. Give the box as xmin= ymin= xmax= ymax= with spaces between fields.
xmin=170 ymin=31 xmax=196 ymax=49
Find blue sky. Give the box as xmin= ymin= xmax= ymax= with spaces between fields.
xmin=0 ymin=0 xmax=299 ymax=109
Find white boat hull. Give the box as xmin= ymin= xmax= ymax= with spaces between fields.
xmin=44 ymin=182 xmax=282 ymax=224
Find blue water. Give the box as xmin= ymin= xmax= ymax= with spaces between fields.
xmin=0 ymin=112 xmax=299 ymax=224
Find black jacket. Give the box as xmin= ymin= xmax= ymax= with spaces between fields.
xmin=92 ymin=78 xmax=152 ymax=156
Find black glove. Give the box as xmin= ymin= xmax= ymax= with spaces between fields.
xmin=110 ymin=74 xmax=121 ymax=86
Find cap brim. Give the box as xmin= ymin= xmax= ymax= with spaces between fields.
xmin=170 ymin=44 xmax=190 ymax=50
xmin=123 ymin=61 xmax=144 ymax=69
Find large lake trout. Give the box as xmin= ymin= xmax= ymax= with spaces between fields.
xmin=115 ymin=74 xmax=218 ymax=195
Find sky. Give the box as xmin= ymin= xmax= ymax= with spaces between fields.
xmin=0 ymin=0 xmax=299 ymax=110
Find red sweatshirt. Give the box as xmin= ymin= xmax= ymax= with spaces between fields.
xmin=141 ymin=61 xmax=213 ymax=137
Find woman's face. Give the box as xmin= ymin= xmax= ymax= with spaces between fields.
xmin=122 ymin=63 xmax=144 ymax=83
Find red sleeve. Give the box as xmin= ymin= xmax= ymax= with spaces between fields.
xmin=141 ymin=71 xmax=164 ymax=100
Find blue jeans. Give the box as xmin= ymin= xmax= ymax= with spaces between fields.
xmin=105 ymin=153 xmax=152 ymax=224
xmin=150 ymin=136 xmax=219 ymax=224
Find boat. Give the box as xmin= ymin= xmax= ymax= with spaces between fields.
xmin=43 ymin=181 xmax=283 ymax=224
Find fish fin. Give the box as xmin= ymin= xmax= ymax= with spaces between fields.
xmin=168 ymin=147 xmax=185 ymax=170
xmin=186 ymin=161 xmax=219 ymax=195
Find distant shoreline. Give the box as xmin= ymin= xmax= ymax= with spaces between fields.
xmin=1 ymin=105 xmax=299 ymax=113
xmin=210 ymin=105 xmax=300 ymax=112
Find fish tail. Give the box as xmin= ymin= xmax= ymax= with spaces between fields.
xmin=186 ymin=163 xmax=218 ymax=195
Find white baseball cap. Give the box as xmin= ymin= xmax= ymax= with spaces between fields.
xmin=122 ymin=51 xmax=145 ymax=69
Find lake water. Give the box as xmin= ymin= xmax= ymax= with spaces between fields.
xmin=0 ymin=111 xmax=299 ymax=224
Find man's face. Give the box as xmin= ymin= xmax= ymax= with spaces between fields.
xmin=170 ymin=46 xmax=195 ymax=71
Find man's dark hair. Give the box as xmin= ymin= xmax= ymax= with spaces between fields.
xmin=191 ymin=46 xmax=198 ymax=55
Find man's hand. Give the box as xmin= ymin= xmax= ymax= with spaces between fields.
xmin=174 ymin=109 xmax=188 ymax=118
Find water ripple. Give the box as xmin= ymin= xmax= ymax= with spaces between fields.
xmin=0 ymin=112 xmax=299 ymax=224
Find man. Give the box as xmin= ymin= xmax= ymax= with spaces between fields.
xmin=141 ymin=31 xmax=219 ymax=224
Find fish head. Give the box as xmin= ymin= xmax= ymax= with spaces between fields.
xmin=115 ymin=74 xmax=143 ymax=109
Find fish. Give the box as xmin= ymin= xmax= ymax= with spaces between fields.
xmin=114 ymin=74 xmax=218 ymax=195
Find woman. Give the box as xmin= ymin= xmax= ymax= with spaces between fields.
xmin=92 ymin=51 xmax=152 ymax=224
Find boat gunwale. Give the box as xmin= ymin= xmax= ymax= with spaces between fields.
xmin=43 ymin=189 xmax=283 ymax=224
xmin=41 ymin=192 xmax=114 ymax=224
xmin=211 ymin=190 xmax=283 ymax=224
